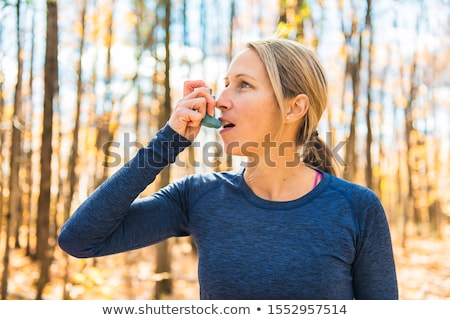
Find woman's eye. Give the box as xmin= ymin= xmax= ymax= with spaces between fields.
xmin=241 ymin=81 xmax=250 ymax=88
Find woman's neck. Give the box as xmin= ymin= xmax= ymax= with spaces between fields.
xmin=243 ymin=159 xmax=318 ymax=202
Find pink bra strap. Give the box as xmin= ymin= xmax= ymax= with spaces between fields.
xmin=313 ymin=171 xmax=322 ymax=188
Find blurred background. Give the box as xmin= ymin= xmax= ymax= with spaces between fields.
xmin=0 ymin=0 xmax=449 ymax=300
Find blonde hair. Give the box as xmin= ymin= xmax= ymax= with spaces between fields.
xmin=247 ymin=38 xmax=336 ymax=175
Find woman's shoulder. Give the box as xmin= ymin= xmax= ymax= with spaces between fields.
xmin=324 ymin=172 xmax=381 ymax=206
xmin=184 ymin=169 xmax=241 ymax=188
xmin=168 ymin=169 xmax=242 ymax=194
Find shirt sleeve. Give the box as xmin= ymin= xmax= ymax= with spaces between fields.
xmin=351 ymin=190 xmax=399 ymax=299
xmin=57 ymin=124 xmax=192 ymax=258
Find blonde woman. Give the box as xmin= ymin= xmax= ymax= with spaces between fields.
xmin=59 ymin=38 xmax=398 ymax=299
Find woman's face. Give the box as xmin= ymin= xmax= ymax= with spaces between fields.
xmin=217 ymin=48 xmax=281 ymax=157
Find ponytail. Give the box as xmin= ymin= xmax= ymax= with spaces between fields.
xmin=302 ymin=133 xmax=337 ymax=175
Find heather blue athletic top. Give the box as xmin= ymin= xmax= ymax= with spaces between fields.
xmin=58 ymin=124 xmax=398 ymax=300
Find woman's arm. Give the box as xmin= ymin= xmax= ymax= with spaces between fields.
xmin=58 ymin=80 xmax=215 ymax=258
xmin=352 ymin=192 xmax=399 ymax=299
xmin=57 ymin=124 xmax=191 ymax=258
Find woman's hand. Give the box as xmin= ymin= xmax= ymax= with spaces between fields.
xmin=168 ymin=80 xmax=216 ymax=141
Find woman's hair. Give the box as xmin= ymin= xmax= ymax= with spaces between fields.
xmin=246 ymin=38 xmax=337 ymax=175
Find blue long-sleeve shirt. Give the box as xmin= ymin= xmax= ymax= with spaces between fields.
xmin=58 ymin=124 xmax=398 ymax=300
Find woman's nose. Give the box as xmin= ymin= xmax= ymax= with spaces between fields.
xmin=215 ymin=90 xmax=231 ymax=111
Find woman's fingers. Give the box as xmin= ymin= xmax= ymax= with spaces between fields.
xmin=183 ymin=80 xmax=216 ymax=116
xmin=168 ymin=96 xmax=210 ymax=140
xmin=175 ymin=97 xmax=207 ymax=123
xmin=183 ymin=80 xmax=208 ymax=96
xmin=168 ymin=80 xmax=217 ymax=140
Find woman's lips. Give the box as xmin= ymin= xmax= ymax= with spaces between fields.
xmin=219 ymin=118 xmax=235 ymax=132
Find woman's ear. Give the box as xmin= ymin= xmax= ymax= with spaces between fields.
xmin=285 ymin=94 xmax=309 ymax=123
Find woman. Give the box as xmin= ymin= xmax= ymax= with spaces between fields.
xmin=58 ymin=38 xmax=398 ymax=300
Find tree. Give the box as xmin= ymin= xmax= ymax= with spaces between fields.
xmin=153 ymin=0 xmax=172 ymax=300
xmin=339 ymin=0 xmax=363 ymax=182
xmin=2 ymin=0 xmax=24 ymax=299
xmin=23 ymin=1 xmax=38 ymax=258
xmin=364 ymin=0 xmax=374 ymax=190
xmin=0 ymin=5 xmax=4 ymax=259
xmin=35 ymin=0 xmax=59 ymax=299
xmin=61 ymin=0 xmax=88 ymax=299
xmin=94 ymin=0 xmax=116 ymax=190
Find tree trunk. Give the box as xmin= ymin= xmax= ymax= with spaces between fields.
xmin=36 ymin=0 xmax=58 ymax=299
xmin=404 ymin=59 xmax=420 ymax=237
xmin=0 ymin=27 xmax=4 ymax=258
xmin=24 ymin=5 xmax=37 ymax=258
xmin=94 ymin=0 xmax=116 ymax=189
xmin=154 ymin=0 xmax=172 ymax=299
xmin=340 ymin=3 xmax=362 ymax=182
xmin=2 ymin=0 xmax=24 ymax=299
xmin=364 ymin=0 xmax=374 ymax=190
xmin=377 ymin=50 xmax=390 ymax=211
xmin=0 ymin=15 xmax=4 ymax=233
xmin=12 ymin=0 xmax=25 ymax=251
xmin=61 ymin=0 xmax=87 ymax=300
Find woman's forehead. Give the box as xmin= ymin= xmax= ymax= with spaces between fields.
xmin=226 ymin=49 xmax=265 ymax=77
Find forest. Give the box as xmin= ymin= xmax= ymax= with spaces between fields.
xmin=0 ymin=0 xmax=449 ymax=300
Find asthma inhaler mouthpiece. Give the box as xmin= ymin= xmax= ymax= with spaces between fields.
xmin=200 ymin=89 xmax=222 ymax=129
xmin=201 ymin=113 xmax=222 ymax=128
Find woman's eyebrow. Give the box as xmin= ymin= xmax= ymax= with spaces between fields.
xmin=224 ymin=73 xmax=257 ymax=81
